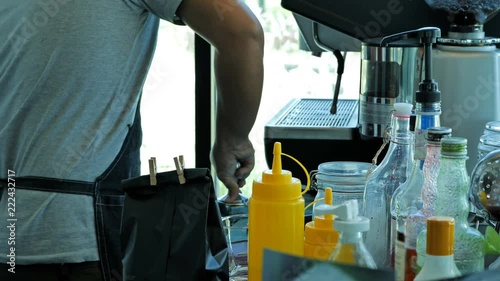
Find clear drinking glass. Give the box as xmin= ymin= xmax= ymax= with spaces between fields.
xmin=222 ymin=214 xmax=248 ymax=281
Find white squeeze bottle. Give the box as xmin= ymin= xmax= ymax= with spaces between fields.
xmin=414 ymin=216 xmax=461 ymax=281
xmin=315 ymin=200 xmax=376 ymax=269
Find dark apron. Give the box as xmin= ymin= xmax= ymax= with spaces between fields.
xmin=0 ymin=102 xmax=142 ymax=281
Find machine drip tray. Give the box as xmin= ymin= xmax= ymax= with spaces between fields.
xmin=264 ymin=98 xmax=385 ymax=182
xmin=265 ymin=98 xmax=358 ymax=140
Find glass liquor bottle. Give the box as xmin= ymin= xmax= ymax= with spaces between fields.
xmin=416 ymin=137 xmax=485 ymax=275
xmin=399 ymin=127 xmax=452 ymax=281
xmin=390 ymin=138 xmax=421 ymax=279
xmin=363 ymin=103 xmax=414 ymax=269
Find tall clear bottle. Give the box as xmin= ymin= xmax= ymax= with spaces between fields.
xmin=416 ymin=137 xmax=485 ymax=275
xmin=363 ymin=102 xmax=414 ymax=269
xmin=400 ymin=127 xmax=452 ymax=281
xmin=391 ymin=37 xmax=442 ymax=276
xmin=391 ymin=146 xmax=422 ymax=280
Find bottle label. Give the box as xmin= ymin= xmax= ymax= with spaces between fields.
xmin=394 ymin=231 xmax=405 ymax=281
xmin=404 ymin=247 xmax=418 ymax=281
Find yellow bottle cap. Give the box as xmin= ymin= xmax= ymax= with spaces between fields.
xmin=252 ymin=142 xmax=302 ymax=200
xmin=304 ymin=188 xmax=339 ymax=259
xmin=426 ymin=216 xmax=455 ymax=256
xmin=305 ymin=188 xmax=338 ymax=237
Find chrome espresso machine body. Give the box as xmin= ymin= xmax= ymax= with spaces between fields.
xmin=269 ymin=0 xmax=500 ymax=176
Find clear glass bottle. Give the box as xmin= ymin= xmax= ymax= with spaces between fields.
xmin=416 ymin=137 xmax=485 ymax=275
xmin=414 ymin=216 xmax=461 ymax=281
xmin=363 ymin=103 xmax=414 ymax=269
xmin=390 ymin=143 xmax=421 ymax=280
xmin=401 ymin=127 xmax=451 ymax=281
xmin=392 ymin=96 xmax=442 ymax=279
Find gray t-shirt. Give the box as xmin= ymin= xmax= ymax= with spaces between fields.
xmin=0 ymin=0 xmax=183 ymax=264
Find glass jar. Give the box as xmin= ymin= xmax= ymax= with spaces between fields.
xmin=312 ymin=161 xmax=372 ymax=217
xmin=470 ymin=149 xmax=500 ymax=223
xmin=477 ymin=121 xmax=500 ymax=161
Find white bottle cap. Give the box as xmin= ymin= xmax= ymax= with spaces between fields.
xmin=334 ymin=216 xmax=370 ymax=233
xmin=394 ymin=103 xmax=413 ymax=116
xmin=315 ymin=200 xmax=370 ymax=233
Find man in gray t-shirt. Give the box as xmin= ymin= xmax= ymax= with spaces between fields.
xmin=0 ymin=0 xmax=264 ymax=280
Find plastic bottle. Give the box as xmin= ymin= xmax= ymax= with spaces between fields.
xmin=248 ymin=142 xmax=308 ymax=281
xmin=400 ymin=127 xmax=452 ymax=280
xmin=304 ymin=187 xmax=339 ymax=260
xmin=363 ymin=102 xmax=414 ymax=269
xmin=413 ymin=87 xmax=441 ymax=165
xmin=416 ymin=137 xmax=485 ymax=275
xmin=315 ymin=200 xmax=376 ymax=269
xmin=414 ymin=216 xmax=461 ymax=281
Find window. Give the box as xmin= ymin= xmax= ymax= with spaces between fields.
xmin=213 ymin=0 xmax=360 ymax=197
xmin=140 ymin=22 xmax=195 ymax=175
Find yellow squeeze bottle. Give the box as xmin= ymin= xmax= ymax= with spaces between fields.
xmin=304 ymin=188 xmax=339 ymax=260
xmin=248 ymin=142 xmax=306 ymax=281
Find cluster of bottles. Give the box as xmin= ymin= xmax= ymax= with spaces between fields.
xmin=246 ymin=102 xmax=493 ymax=281
xmin=362 ymin=102 xmax=486 ymax=281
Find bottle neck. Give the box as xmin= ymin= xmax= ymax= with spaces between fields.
xmin=440 ymin=154 xmax=468 ymax=165
xmin=339 ymin=231 xmax=364 ymax=244
xmin=415 ymin=102 xmax=441 ymax=115
xmin=385 ymin=114 xmax=413 ymax=159
xmin=390 ymin=114 xmax=412 ymax=142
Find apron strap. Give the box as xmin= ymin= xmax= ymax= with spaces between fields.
xmin=0 ymin=176 xmax=94 ymax=195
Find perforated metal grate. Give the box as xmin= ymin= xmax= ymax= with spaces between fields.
xmin=275 ymin=99 xmax=358 ymax=127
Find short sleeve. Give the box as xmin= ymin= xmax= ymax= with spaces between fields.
xmin=131 ymin=0 xmax=185 ymax=25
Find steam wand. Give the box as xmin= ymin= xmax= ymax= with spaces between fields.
xmin=331 ymin=50 xmax=345 ymax=114
xmin=312 ymin=22 xmax=346 ymax=115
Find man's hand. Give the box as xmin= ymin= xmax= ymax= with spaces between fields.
xmin=211 ymin=138 xmax=255 ymax=201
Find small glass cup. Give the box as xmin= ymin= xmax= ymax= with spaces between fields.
xmin=222 ymin=214 xmax=248 ymax=281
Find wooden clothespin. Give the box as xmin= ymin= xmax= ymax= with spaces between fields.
xmin=149 ymin=157 xmax=157 ymax=186
xmin=174 ymin=155 xmax=186 ymax=184
xmin=179 ymin=155 xmax=185 ymax=170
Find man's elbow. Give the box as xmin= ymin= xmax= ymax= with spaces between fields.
xmin=243 ymin=19 xmax=264 ymax=50
xmin=217 ymin=15 xmax=264 ymax=53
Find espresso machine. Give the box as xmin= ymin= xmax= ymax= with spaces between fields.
xmin=273 ymin=0 xmax=500 ymax=175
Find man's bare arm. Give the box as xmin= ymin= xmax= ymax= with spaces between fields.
xmin=177 ymin=0 xmax=264 ymax=200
